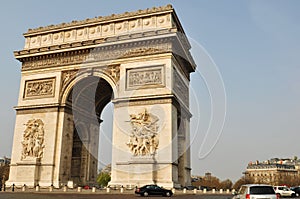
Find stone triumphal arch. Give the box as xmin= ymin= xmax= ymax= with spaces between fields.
xmin=7 ymin=5 xmax=196 ymax=188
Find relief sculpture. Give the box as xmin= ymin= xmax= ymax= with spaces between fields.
xmin=24 ymin=78 xmax=55 ymax=98
xmin=126 ymin=109 xmax=159 ymax=156
xmin=127 ymin=66 xmax=163 ymax=89
xmin=21 ymin=119 xmax=45 ymax=160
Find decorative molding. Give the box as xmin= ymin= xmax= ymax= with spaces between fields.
xmin=25 ymin=5 xmax=173 ymax=35
xmin=21 ymin=50 xmax=90 ymax=71
xmin=126 ymin=109 xmax=159 ymax=156
xmin=20 ymin=39 xmax=172 ymax=71
xmin=24 ymin=77 xmax=56 ymax=99
xmin=21 ymin=119 xmax=45 ymax=160
xmin=113 ymin=97 xmax=172 ymax=108
xmin=16 ymin=107 xmax=58 ymax=115
xmin=123 ymin=47 xmax=163 ymax=58
xmin=104 ymin=64 xmax=120 ymax=83
xmin=61 ymin=69 xmax=78 ymax=88
xmin=126 ymin=65 xmax=164 ymax=90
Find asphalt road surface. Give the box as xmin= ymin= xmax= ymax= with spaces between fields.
xmin=0 ymin=193 xmax=232 ymax=199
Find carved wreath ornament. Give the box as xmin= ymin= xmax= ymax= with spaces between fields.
xmin=21 ymin=119 xmax=45 ymax=160
xmin=126 ymin=109 xmax=159 ymax=156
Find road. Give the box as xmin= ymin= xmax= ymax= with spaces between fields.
xmin=0 ymin=193 xmax=232 ymax=199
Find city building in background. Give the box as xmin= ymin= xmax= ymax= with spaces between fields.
xmin=244 ymin=157 xmax=300 ymax=185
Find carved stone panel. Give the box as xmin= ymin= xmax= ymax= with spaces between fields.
xmin=24 ymin=77 xmax=55 ymax=99
xmin=103 ymin=64 xmax=120 ymax=83
xmin=21 ymin=119 xmax=45 ymax=160
xmin=61 ymin=70 xmax=78 ymax=88
xmin=126 ymin=65 xmax=164 ymax=90
xmin=173 ymin=70 xmax=189 ymax=105
xmin=126 ymin=109 xmax=159 ymax=156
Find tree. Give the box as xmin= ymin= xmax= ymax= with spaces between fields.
xmin=233 ymin=176 xmax=254 ymax=190
xmin=220 ymin=179 xmax=233 ymax=190
xmin=0 ymin=165 xmax=10 ymax=181
xmin=192 ymin=174 xmax=221 ymax=189
xmin=96 ymin=172 xmax=111 ymax=187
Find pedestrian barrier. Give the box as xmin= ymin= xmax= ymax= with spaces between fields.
xmin=0 ymin=183 xmax=234 ymax=195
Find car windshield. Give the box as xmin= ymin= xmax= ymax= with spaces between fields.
xmin=250 ymin=186 xmax=275 ymax=195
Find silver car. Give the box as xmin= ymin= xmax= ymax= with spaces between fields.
xmin=233 ymin=184 xmax=278 ymax=199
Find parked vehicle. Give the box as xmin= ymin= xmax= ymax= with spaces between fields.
xmin=135 ymin=184 xmax=173 ymax=197
xmin=233 ymin=184 xmax=278 ymax=199
xmin=291 ymin=186 xmax=300 ymax=197
xmin=184 ymin=185 xmax=198 ymax=190
xmin=274 ymin=186 xmax=296 ymax=197
xmin=83 ymin=185 xmax=90 ymax=190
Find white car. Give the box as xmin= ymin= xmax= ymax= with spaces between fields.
xmin=233 ymin=184 xmax=278 ymax=199
xmin=274 ymin=186 xmax=296 ymax=197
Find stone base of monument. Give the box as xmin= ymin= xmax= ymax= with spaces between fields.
xmin=6 ymin=157 xmax=41 ymax=187
xmin=108 ymin=156 xmax=181 ymax=189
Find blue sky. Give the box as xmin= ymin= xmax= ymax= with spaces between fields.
xmin=0 ymin=0 xmax=300 ymax=182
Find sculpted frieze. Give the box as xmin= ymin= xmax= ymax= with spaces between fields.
xmin=123 ymin=47 xmax=162 ymax=58
xmin=22 ymin=50 xmax=90 ymax=71
xmin=24 ymin=78 xmax=55 ymax=99
xmin=127 ymin=65 xmax=164 ymax=89
xmin=126 ymin=109 xmax=159 ymax=156
xmin=21 ymin=119 xmax=45 ymax=160
xmin=21 ymin=40 xmax=172 ymax=71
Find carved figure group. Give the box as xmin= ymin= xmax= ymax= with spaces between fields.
xmin=26 ymin=80 xmax=53 ymax=97
xmin=126 ymin=109 xmax=159 ymax=156
xmin=21 ymin=119 xmax=45 ymax=160
xmin=129 ymin=69 xmax=162 ymax=87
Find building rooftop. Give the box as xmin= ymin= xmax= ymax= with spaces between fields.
xmin=247 ymin=157 xmax=299 ymax=170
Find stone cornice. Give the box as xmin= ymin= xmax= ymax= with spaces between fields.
xmin=14 ymin=28 xmax=176 ymax=59
xmin=14 ymin=103 xmax=60 ymax=110
xmin=113 ymin=94 xmax=192 ymax=118
xmin=18 ymin=37 xmax=174 ymax=71
xmin=19 ymin=4 xmax=191 ymax=52
xmin=24 ymin=4 xmax=176 ymax=35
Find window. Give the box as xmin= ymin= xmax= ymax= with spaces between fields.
xmin=250 ymin=186 xmax=276 ymax=195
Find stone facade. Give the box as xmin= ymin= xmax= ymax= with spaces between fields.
xmin=7 ymin=4 xmax=196 ymax=188
xmin=245 ymin=158 xmax=300 ymax=185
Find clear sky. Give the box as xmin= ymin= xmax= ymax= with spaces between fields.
xmin=1 ymin=0 xmax=300 ymax=182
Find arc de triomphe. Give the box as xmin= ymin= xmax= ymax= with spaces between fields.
xmin=7 ymin=5 xmax=196 ymax=188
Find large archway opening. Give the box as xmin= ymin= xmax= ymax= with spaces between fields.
xmin=67 ymin=75 xmax=114 ymax=186
xmin=98 ymin=102 xmax=113 ymax=172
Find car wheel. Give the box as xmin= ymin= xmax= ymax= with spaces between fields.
xmin=165 ymin=191 xmax=172 ymax=197
xmin=143 ymin=192 xmax=149 ymax=197
xmin=292 ymin=194 xmax=296 ymax=198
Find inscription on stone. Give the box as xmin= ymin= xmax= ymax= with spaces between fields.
xmin=24 ymin=78 xmax=55 ymax=98
xmin=127 ymin=66 xmax=164 ymax=89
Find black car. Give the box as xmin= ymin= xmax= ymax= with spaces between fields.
xmin=135 ymin=184 xmax=173 ymax=197
xmin=291 ymin=186 xmax=300 ymax=197
xmin=184 ymin=185 xmax=197 ymax=190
